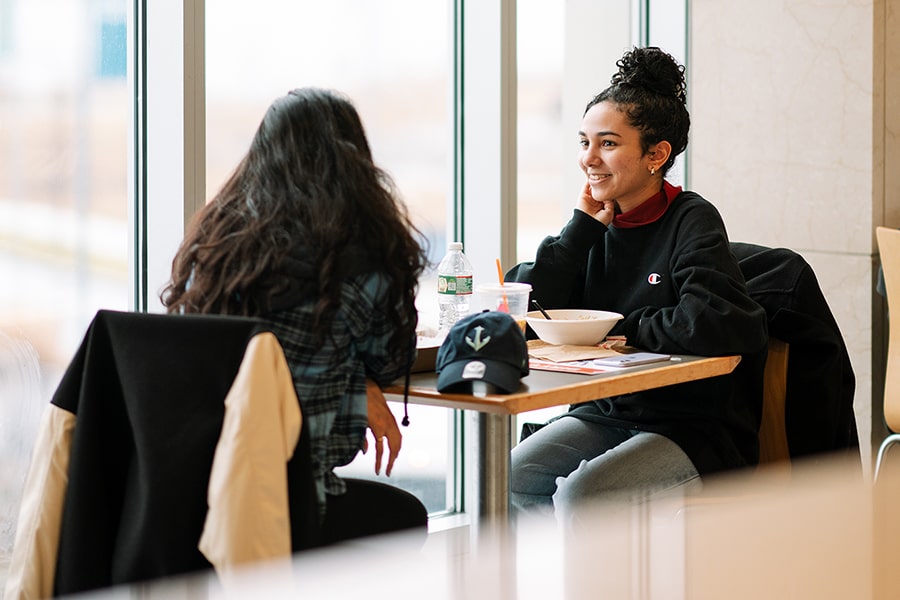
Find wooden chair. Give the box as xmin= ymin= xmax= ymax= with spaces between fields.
xmin=674 ymin=338 xmax=790 ymax=514
xmin=875 ymin=227 xmax=900 ymax=481
xmin=732 ymin=242 xmax=857 ymax=461
xmin=757 ymin=338 xmax=791 ymax=472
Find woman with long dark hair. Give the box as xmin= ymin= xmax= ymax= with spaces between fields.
xmin=162 ymin=87 xmax=430 ymax=544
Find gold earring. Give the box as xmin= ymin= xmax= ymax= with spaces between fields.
xmin=650 ymin=166 xmax=657 ymax=176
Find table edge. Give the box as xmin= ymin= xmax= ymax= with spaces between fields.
xmin=385 ymin=354 xmax=741 ymax=415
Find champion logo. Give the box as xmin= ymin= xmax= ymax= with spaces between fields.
xmin=647 ymin=273 xmax=662 ymax=285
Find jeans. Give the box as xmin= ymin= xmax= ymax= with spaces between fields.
xmin=510 ymin=415 xmax=702 ymax=527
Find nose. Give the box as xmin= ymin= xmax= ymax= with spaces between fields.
xmin=581 ymin=144 xmax=600 ymax=168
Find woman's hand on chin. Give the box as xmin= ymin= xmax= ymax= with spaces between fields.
xmin=577 ymin=181 xmax=615 ymax=226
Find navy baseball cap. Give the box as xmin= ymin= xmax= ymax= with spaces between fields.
xmin=436 ymin=310 xmax=529 ymax=394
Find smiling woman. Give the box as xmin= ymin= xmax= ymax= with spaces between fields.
xmin=508 ymin=46 xmax=769 ymax=525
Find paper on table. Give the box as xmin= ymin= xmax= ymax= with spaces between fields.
xmin=527 ymin=338 xmax=626 ymax=362
xmin=529 ymin=359 xmax=611 ymax=374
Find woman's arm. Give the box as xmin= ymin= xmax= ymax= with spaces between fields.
xmin=510 ymin=209 xmax=608 ymax=309
xmin=621 ymin=205 xmax=768 ymax=356
xmin=346 ymin=273 xmax=416 ymax=386
xmin=346 ymin=274 xmax=415 ymax=475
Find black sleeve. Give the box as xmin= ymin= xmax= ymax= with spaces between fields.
xmin=621 ymin=205 xmax=768 ymax=356
xmin=508 ymin=210 xmax=607 ymax=309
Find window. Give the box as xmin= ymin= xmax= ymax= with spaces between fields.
xmin=204 ymin=1 xmax=455 ymax=515
xmin=0 ymin=0 xmax=130 ymax=554
xmin=0 ymin=2 xmax=688 ymax=548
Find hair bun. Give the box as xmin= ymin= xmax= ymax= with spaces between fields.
xmin=610 ymin=46 xmax=686 ymax=104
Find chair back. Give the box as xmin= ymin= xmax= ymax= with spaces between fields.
xmin=5 ymin=310 xmax=318 ymax=598
xmin=758 ymin=338 xmax=790 ymax=467
xmin=876 ymin=227 xmax=900 ymax=433
xmin=732 ymin=242 xmax=858 ymax=461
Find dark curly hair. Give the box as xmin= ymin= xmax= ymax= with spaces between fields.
xmin=586 ymin=46 xmax=690 ymax=175
xmin=160 ymin=87 xmax=429 ymax=350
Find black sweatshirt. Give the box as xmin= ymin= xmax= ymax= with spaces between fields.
xmin=511 ymin=190 xmax=769 ymax=474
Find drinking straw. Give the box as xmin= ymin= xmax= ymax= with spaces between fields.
xmin=531 ymin=299 xmax=552 ymax=320
xmin=495 ymin=258 xmax=510 ymax=313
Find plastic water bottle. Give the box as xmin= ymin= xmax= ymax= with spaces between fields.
xmin=437 ymin=241 xmax=474 ymax=336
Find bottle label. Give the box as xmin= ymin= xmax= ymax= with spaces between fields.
xmin=438 ymin=274 xmax=473 ymax=295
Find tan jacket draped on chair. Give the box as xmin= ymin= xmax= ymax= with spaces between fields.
xmin=4 ymin=310 xmax=318 ymax=599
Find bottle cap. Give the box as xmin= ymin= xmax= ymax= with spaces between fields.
xmin=448 ymin=241 xmax=463 ymax=251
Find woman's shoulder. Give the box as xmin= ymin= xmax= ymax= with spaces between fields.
xmin=672 ymin=188 xmax=711 ymax=207
xmin=660 ymin=190 xmax=734 ymax=249
xmin=266 ymin=272 xmax=391 ymax=339
xmin=670 ymin=188 xmax=725 ymax=221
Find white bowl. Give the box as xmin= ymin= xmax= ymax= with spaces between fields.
xmin=525 ymin=309 xmax=624 ymax=346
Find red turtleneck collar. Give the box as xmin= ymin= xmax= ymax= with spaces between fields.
xmin=612 ymin=181 xmax=683 ymax=229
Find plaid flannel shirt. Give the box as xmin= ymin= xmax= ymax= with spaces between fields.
xmin=265 ymin=272 xmax=414 ymax=517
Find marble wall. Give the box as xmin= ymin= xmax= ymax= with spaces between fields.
xmin=689 ymin=0 xmax=900 ymax=474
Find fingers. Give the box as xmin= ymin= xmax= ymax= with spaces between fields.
xmin=365 ymin=378 xmax=404 ymax=476
xmin=385 ymin=431 xmax=402 ymax=477
xmin=577 ymin=182 xmax=607 ymax=220
xmin=577 ymin=182 xmax=594 ymax=210
xmin=368 ymin=428 xmax=402 ymax=477
xmin=385 ymin=454 xmax=396 ymax=477
xmin=373 ymin=435 xmax=384 ymax=475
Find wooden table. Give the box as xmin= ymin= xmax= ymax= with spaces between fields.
xmin=385 ymin=354 xmax=741 ymax=524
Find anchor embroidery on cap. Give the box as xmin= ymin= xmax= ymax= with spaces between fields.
xmin=466 ymin=326 xmax=491 ymax=351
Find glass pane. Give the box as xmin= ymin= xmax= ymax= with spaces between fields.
xmin=515 ymin=1 xmax=568 ymax=435
xmin=516 ymin=0 xmax=566 ymax=267
xmin=0 ymin=0 xmax=130 ymax=567
xmin=205 ymin=1 xmax=454 ymax=514
xmin=515 ymin=1 xmax=637 ymax=434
